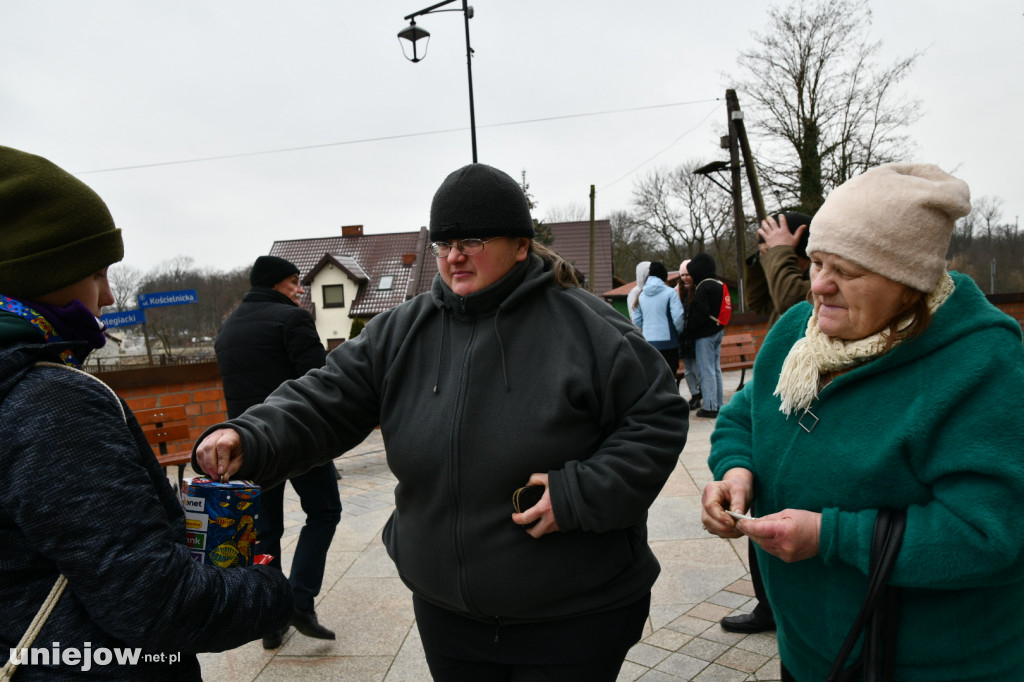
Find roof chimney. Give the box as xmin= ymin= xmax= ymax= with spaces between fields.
xmin=402 ymin=253 xmax=416 ymax=267
xmin=341 ymin=225 xmax=363 ymax=237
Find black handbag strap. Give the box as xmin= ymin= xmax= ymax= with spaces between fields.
xmin=825 ymin=509 xmax=907 ymax=682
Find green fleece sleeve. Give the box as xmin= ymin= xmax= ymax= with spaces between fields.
xmin=820 ymin=323 xmax=1024 ymax=589
xmin=819 ymin=507 xmax=876 ymax=576
xmin=708 ymin=375 xmax=756 ymax=480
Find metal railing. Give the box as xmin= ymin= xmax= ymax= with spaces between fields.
xmin=83 ymin=351 xmax=217 ymax=374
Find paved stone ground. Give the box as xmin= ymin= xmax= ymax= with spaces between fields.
xmin=192 ymin=371 xmax=781 ymax=681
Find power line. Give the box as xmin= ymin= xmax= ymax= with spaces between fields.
xmin=598 ymin=100 xmax=725 ymax=192
xmin=75 ymin=98 xmax=721 ymax=175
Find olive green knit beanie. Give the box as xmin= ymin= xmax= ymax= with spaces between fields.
xmin=0 ymin=145 xmax=124 ymax=300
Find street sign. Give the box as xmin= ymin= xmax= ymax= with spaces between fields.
xmin=100 ymin=309 xmax=146 ymax=328
xmin=137 ymin=289 xmax=198 ymax=308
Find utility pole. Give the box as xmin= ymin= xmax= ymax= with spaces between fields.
xmin=727 ymin=89 xmax=766 ymax=223
xmin=589 ymin=185 xmax=596 ymax=293
xmin=723 ymin=89 xmax=769 ymax=313
xmin=726 ymin=96 xmax=748 ymax=312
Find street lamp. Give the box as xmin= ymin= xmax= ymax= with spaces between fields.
xmin=694 ymin=153 xmax=748 ymax=312
xmin=398 ymin=0 xmax=478 ymax=163
xmin=693 ymin=160 xmax=735 ymax=195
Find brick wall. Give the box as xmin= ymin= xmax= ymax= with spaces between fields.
xmin=723 ymin=312 xmax=772 ymax=348
xmin=96 ymin=362 xmax=227 ymax=445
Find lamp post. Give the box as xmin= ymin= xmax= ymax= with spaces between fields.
xmin=398 ymin=0 xmax=478 ymax=163
xmin=694 ymin=156 xmax=748 ymax=312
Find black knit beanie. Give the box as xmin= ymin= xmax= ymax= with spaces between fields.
xmin=779 ymin=212 xmax=813 ymax=259
xmin=648 ymin=262 xmax=669 ymax=282
xmin=429 ymin=163 xmax=535 ymax=242
xmin=0 ymin=145 xmax=124 ymax=300
xmin=250 ymin=255 xmax=299 ymax=287
xmin=688 ymin=253 xmax=717 ymax=282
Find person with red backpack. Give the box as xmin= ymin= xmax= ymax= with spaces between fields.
xmin=681 ymin=253 xmax=729 ymax=418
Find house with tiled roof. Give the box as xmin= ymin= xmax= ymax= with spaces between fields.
xmin=268 ymin=225 xmax=433 ymax=348
xmin=539 ymin=220 xmax=614 ymax=295
xmin=267 ymin=221 xmax=615 ymax=349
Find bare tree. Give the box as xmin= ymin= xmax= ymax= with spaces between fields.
xmin=136 ymin=257 xmax=249 ymax=356
xmin=947 ymin=196 xmax=1024 ymax=294
xmin=627 ymin=162 xmax=737 ymax=277
xmin=732 ymin=0 xmax=921 ymax=212
xmin=106 ymin=263 xmax=143 ymax=312
xmin=543 ymin=203 xmax=589 ymax=223
xmin=609 ymin=209 xmax=660 ymax=281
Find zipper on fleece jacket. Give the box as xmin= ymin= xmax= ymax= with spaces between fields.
xmin=448 ymin=313 xmax=479 ymax=615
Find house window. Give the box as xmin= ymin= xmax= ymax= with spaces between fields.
xmin=322 ymin=284 xmax=345 ymax=308
xmin=378 ymin=276 xmax=394 ymax=290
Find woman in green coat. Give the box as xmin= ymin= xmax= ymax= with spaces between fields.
xmin=702 ymin=163 xmax=1024 ymax=681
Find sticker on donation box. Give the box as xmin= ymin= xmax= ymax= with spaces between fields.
xmin=180 ymin=478 xmax=261 ymax=567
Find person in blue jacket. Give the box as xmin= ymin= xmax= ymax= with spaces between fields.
xmin=631 ymin=261 xmax=685 ymax=373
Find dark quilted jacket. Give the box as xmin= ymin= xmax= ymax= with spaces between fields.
xmin=214 ymin=287 xmax=326 ymax=419
xmin=0 ymin=313 xmax=293 ymax=680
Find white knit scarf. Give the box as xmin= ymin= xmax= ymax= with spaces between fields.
xmin=774 ymin=272 xmax=955 ymax=416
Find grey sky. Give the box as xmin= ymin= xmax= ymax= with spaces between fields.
xmin=3 ymin=1 xmax=1021 ymax=275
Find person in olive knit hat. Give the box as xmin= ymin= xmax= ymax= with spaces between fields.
xmin=0 ymin=146 xmax=124 ymax=302
xmin=0 ymin=145 xmax=293 ymax=680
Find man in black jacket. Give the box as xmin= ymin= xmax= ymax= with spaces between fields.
xmin=215 ymin=255 xmax=341 ymax=649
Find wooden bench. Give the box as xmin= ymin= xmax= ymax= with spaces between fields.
xmin=675 ymin=332 xmax=758 ymax=390
xmin=135 ymin=405 xmax=193 ymax=490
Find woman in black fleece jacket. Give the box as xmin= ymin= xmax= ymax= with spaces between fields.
xmin=195 ymin=163 xmax=689 ymax=681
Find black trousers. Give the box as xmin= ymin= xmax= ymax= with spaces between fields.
xmin=413 ymin=593 xmax=651 ymax=682
xmin=256 ymin=461 xmax=342 ymax=611
xmin=658 ymin=347 xmax=680 ymax=374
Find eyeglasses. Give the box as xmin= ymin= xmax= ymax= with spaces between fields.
xmin=428 ymin=237 xmax=502 ymax=258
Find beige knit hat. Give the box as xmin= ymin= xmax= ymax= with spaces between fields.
xmin=806 ymin=163 xmax=971 ymax=292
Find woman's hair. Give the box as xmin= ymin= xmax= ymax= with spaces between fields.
xmin=678 ymin=284 xmax=693 ymax=306
xmin=530 ymin=241 xmax=582 ymax=289
xmin=881 ymin=290 xmax=932 ymax=354
xmin=677 ymin=270 xmax=694 ymax=307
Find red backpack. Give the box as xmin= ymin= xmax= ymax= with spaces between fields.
xmin=697 ymin=279 xmax=732 ymax=327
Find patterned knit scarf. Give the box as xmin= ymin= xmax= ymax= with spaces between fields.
xmin=774 ymin=272 xmax=955 ymax=416
xmin=0 ymin=296 xmax=81 ymax=367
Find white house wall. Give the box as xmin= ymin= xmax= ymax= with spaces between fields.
xmin=307 ymin=264 xmax=358 ymax=347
